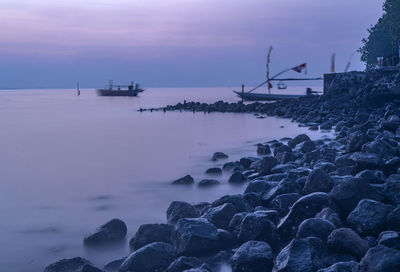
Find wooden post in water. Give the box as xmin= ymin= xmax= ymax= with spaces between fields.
xmin=241 ymin=84 xmax=244 ymax=103
xmin=77 ymin=82 xmax=80 ymax=96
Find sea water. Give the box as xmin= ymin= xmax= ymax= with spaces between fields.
xmin=0 ymin=86 xmax=325 ymax=272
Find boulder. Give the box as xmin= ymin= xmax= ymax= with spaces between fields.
xmin=129 ymin=223 xmax=175 ymax=251
xmin=355 ymin=170 xmax=385 ymax=184
xmin=315 ymin=208 xmax=342 ymax=228
xmin=385 ymin=174 xmax=400 ymax=205
xmin=257 ymin=144 xmax=271 ymax=155
xmin=262 ymin=178 xmax=302 ymax=205
xmin=378 ymin=231 xmax=400 ymax=250
xmin=351 ymin=152 xmax=383 ymax=173
xmin=167 ymin=201 xmax=200 ymax=224
xmin=237 ymin=212 xmax=278 ymax=251
xmin=166 ymin=256 xmax=201 ymax=272
xmin=83 ymin=219 xmax=127 ymax=246
xmin=172 ymin=175 xmax=194 ymax=185
xmin=174 ymin=218 xmax=220 ymax=256
xmin=296 ymin=218 xmax=335 ymax=241
xmin=327 ymin=228 xmax=369 ymax=260
xmin=231 ymin=241 xmax=274 ymax=272
xmin=198 ymin=179 xmax=220 ymax=188
xmin=347 ymin=199 xmax=394 ymax=236
xmin=303 ymin=168 xmax=333 ymax=194
xmin=205 ymin=168 xmax=222 ymax=176
xmin=244 ymin=180 xmax=275 ymax=194
xmin=228 ymin=172 xmax=247 ymax=185
xmin=77 ymin=265 xmax=104 ymax=272
xmin=355 ymin=245 xmax=400 ymax=272
xmin=317 ymin=261 xmax=358 ymax=272
xmin=211 ymin=194 xmax=251 ymax=213
xmin=278 ymin=152 xmax=298 ymax=164
xmin=44 ymin=257 xmax=91 ymax=272
xmin=288 ymin=134 xmax=312 ymax=148
xmin=362 ymin=138 xmax=398 ymax=159
xmin=271 ymin=163 xmax=297 ymax=174
xmin=277 ymin=193 xmax=334 ymax=243
xmin=346 ymin=131 xmax=370 ymax=153
xmin=257 ymin=156 xmax=279 ymax=175
xmin=212 ymin=152 xmax=228 ymax=161
xmin=240 ymin=157 xmax=258 ymax=169
xmin=228 ymin=212 xmax=248 ymax=236
xmin=387 ymin=206 xmax=400 ymax=231
xmin=294 ymin=140 xmax=316 ymax=153
xmin=271 ymin=193 xmax=302 ymax=216
xmin=120 ymin=242 xmax=175 ymax=272
xmin=202 ymin=203 xmax=236 ymax=230
xmin=103 ymin=258 xmax=125 ymax=272
xmin=331 ymin=178 xmax=384 ymax=216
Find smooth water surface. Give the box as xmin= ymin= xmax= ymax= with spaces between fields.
xmin=0 ymin=86 xmax=325 ymax=272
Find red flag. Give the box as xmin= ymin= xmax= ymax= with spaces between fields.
xmin=291 ymin=63 xmax=307 ymax=73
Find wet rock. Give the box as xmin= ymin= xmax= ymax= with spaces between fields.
xmin=351 ymin=152 xmax=383 ymax=172
xmin=362 ymin=138 xmax=398 ymax=159
xmin=212 ymin=152 xmax=228 ymax=161
xmin=211 ymin=194 xmax=251 ymax=213
xmin=277 ymin=193 xmax=334 ymax=242
xmin=239 ymin=157 xmax=258 ymax=169
xmin=314 ymin=161 xmax=337 ymax=173
xmin=244 ymin=180 xmax=275 ymax=194
xmin=198 ymin=179 xmax=220 ymax=188
xmin=228 ymin=212 xmax=247 ymax=237
xmin=346 ymin=131 xmax=370 ymax=153
xmin=222 ymin=162 xmax=241 ymax=172
xmin=387 ymin=207 xmax=400 ymax=231
xmin=172 ymin=175 xmax=195 ymax=185
xmin=129 ymin=223 xmax=174 ymax=251
xmin=257 ymin=144 xmax=271 ymax=155
xmin=205 ymin=168 xmax=222 ymax=176
xmin=355 ymin=170 xmax=385 ymax=184
xmin=278 ymin=151 xmax=298 ymax=164
xmin=271 ymin=193 xmax=302 ymax=216
xmin=273 ymin=237 xmax=328 ymax=272
xmin=44 ymin=257 xmax=91 ymax=272
xmin=317 ymin=261 xmax=358 ymax=272
xmin=316 ymin=208 xmax=342 ymax=228
xmin=174 ymin=218 xmax=220 ymax=256
xmin=83 ymin=219 xmax=127 ymax=246
xmin=355 ymin=245 xmax=400 ymax=272
xmin=231 ymin=241 xmax=274 ymax=272
xmin=167 ymin=201 xmax=200 ymax=224
xmin=294 ymin=140 xmax=316 ymax=153
xmin=202 ymin=203 xmax=236 ymax=230
xmin=104 ymin=258 xmax=126 ymax=272
xmin=120 ymin=242 xmax=175 ymax=272
xmin=243 ymin=192 xmax=261 ymax=207
xmin=228 ymin=172 xmax=247 ymax=185
xmin=257 ymin=156 xmax=279 ymax=175
xmin=262 ymin=178 xmax=302 ymax=205
xmin=385 ymin=174 xmax=400 ymax=205
xmin=166 ymin=256 xmax=201 ymax=272
xmin=378 ymin=231 xmax=400 ymax=250
xmin=271 ymin=163 xmax=297 ymax=174
xmin=288 ymin=134 xmax=312 ymax=148
xmin=331 ymin=178 xmax=384 ymax=216
xmin=273 ymin=144 xmax=292 ymax=156
xmin=303 ymin=168 xmax=333 ymax=194
xmin=327 ymin=228 xmax=369 ymax=260
xmin=296 ymin=218 xmax=335 ymax=241
xmin=347 ymin=199 xmax=394 ymax=236
xmin=77 ymin=265 xmax=104 ymax=272
xmin=193 ymin=202 xmax=211 ymax=215
xmin=237 ymin=212 xmax=278 ymax=251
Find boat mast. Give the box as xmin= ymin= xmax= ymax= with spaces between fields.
xmin=266 ymin=46 xmax=273 ymax=94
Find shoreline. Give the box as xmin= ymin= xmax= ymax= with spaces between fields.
xmin=44 ymin=82 xmax=400 ymax=271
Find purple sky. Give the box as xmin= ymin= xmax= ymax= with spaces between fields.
xmin=0 ymin=0 xmax=384 ymax=88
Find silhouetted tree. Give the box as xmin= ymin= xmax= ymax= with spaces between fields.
xmin=359 ymin=0 xmax=400 ymax=69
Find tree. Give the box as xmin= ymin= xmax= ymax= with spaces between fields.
xmin=359 ymin=0 xmax=400 ymax=69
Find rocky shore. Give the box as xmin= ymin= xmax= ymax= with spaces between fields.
xmin=44 ymin=75 xmax=400 ymax=272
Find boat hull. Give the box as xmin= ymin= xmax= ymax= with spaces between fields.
xmin=97 ymin=89 xmax=142 ymax=96
xmin=233 ymin=91 xmax=304 ymax=101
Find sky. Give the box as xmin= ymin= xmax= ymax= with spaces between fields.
xmin=0 ymin=0 xmax=385 ymax=88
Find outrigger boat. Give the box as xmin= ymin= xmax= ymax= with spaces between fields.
xmin=234 ymin=46 xmax=322 ymax=101
xmin=97 ymin=81 xmax=145 ymax=96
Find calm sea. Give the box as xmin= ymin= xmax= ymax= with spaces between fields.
xmin=0 ymin=86 xmax=325 ymax=272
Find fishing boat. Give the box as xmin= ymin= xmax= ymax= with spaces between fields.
xmin=233 ymin=91 xmax=303 ymax=101
xmin=277 ymin=81 xmax=287 ymax=90
xmin=97 ymin=81 xmax=144 ymax=96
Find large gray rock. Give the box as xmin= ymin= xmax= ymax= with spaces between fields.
xmin=350 ymin=152 xmax=383 ymax=173
xmin=44 ymin=257 xmax=91 ymax=272
xmin=294 ymin=140 xmax=316 ymax=153
xmin=205 ymin=168 xmax=222 ymax=176
xmin=167 ymin=201 xmax=200 ymax=224
xmin=174 ymin=218 xmax=220 ymax=256
xmin=303 ymin=168 xmax=333 ymax=194
xmin=262 ymin=178 xmax=302 ymax=205
xmin=129 ymin=223 xmax=175 ymax=251
xmin=315 ymin=207 xmax=342 ymax=228
xmin=378 ymin=231 xmax=400 ymax=250
xmin=288 ymin=134 xmax=311 ymax=148
xmin=172 ymin=175 xmax=194 ymax=185
xmin=257 ymin=156 xmax=279 ymax=175
xmin=228 ymin=172 xmax=247 ymax=185
xmin=231 ymin=241 xmax=274 ymax=272
xmin=77 ymin=265 xmax=104 ymax=272
xmin=296 ymin=218 xmax=335 ymax=242
xmin=271 ymin=193 xmax=302 ymax=216
xmin=327 ymin=228 xmax=369 ymax=260
xmin=212 ymin=152 xmax=228 ymax=161
xmin=331 ymin=178 xmax=384 ymax=217
xmin=317 ymin=261 xmax=358 ymax=272
xmin=228 ymin=212 xmax=248 ymax=237
xmin=355 ymin=170 xmax=385 ymax=184
xmin=120 ymin=242 xmax=175 ymax=272
xmin=244 ymin=180 xmax=275 ymax=194
xmin=385 ymin=174 xmax=400 ymax=205
xmin=277 ymin=193 xmax=334 ymax=243
xmin=257 ymin=144 xmax=271 ymax=155
xmin=387 ymin=206 xmax=400 ymax=231
xmin=347 ymin=199 xmax=394 ymax=236
xmin=83 ymin=219 xmax=127 ymax=246
xmin=346 ymin=131 xmax=370 ymax=153
xmin=355 ymin=245 xmax=400 ymax=272
xmin=202 ymin=203 xmax=236 ymax=230
xmin=211 ymin=194 xmax=251 ymax=213
xmin=362 ymin=138 xmax=398 ymax=159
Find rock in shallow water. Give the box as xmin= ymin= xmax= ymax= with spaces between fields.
xmin=167 ymin=201 xmax=200 ymax=224
xmin=202 ymin=203 xmax=236 ymax=230
xmin=44 ymin=257 xmax=91 ymax=272
xmin=166 ymin=256 xmax=201 ymax=272
xmin=83 ymin=219 xmax=127 ymax=246
xmin=172 ymin=175 xmax=195 ymax=185
xmin=198 ymin=179 xmax=220 ymax=188
xmin=205 ymin=168 xmax=222 ymax=176
xmin=120 ymin=242 xmax=175 ymax=272
xmin=129 ymin=223 xmax=175 ymax=251
xmin=212 ymin=152 xmax=228 ymax=161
